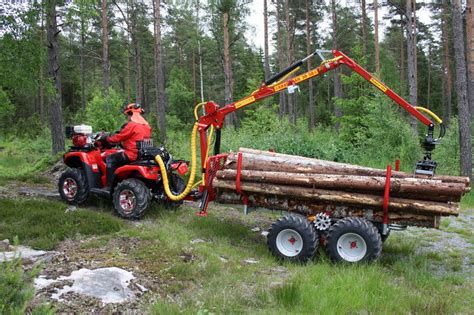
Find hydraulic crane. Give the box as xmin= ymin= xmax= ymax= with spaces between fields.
xmin=154 ymin=50 xmax=445 ymax=209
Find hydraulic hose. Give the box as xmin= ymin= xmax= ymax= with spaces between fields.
xmin=155 ymin=122 xmax=199 ymax=201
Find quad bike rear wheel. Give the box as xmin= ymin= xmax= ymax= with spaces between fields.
xmin=326 ymin=217 xmax=382 ymax=263
xmin=113 ymin=178 xmax=151 ymax=220
xmin=58 ymin=168 xmax=89 ymax=205
xmin=267 ymin=213 xmax=319 ymax=262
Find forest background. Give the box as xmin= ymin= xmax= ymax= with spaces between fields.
xmin=0 ymin=0 xmax=472 ymax=179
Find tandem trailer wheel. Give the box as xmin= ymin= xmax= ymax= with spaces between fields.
xmin=326 ymin=217 xmax=382 ymax=263
xmin=267 ymin=213 xmax=319 ymax=262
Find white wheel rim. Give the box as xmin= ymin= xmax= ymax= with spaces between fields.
xmin=275 ymin=229 xmax=304 ymax=257
xmin=336 ymin=232 xmax=367 ymax=262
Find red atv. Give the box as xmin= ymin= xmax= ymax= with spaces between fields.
xmin=58 ymin=125 xmax=189 ymax=219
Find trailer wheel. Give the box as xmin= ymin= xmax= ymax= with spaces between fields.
xmin=326 ymin=217 xmax=382 ymax=263
xmin=58 ymin=168 xmax=89 ymax=205
xmin=267 ymin=213 xmax=319 ymax=262
xmin=113 ymin=179 xmax=151 ymax=220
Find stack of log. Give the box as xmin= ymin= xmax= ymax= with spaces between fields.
xmin=212 ymin=148 xmax=471 ymax=228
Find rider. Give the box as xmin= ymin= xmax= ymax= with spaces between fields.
xmin=103 ymin=103 xmax=152 ymax=188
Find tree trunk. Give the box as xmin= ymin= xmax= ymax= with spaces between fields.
xmin=406 ymin=0 xmax=418 ymax=134
xmin=331 ymin=0 xmax=342 ymax=129
xmin=400 ymin=13 xmax=405 ymax=97
xmin=153 ymin=0 xmax=167 ymax=140
xmin=38 ymin=6 xmax=45 ymax=121
xmin=216 ymin=191 xmax=441 ymax=228
xmin=101 ymin=0 xmax=110 ymax=95
xmin=466 ymin=0 xmax=474 ymax=118
xmin=263 ymin=0 xmax=270 ymax=80
xmin=80 ymin=17 xmax=86 ymax=112
xmin=277 ymin=0 xmax=286 ymax=117
xmin=285 ymin=0 xmax=296 ymax=124
xmin=361 ymin=0 xmax=367 ymax=57
xmin=442 ymin=0 xmax=452 ymax=122
xmin=306 ymin=0 xmax=315 ymax=129
xmin=227 ymin=148 xmax=470 ymax=185
xmin=46 ymin=0 xmax=64 ymax=154
xmin=133 ymin=32 xmax=142 ymax=106
xmin=212 ymin=179 xmax=459 ymax=216
xmin=452 ymin=0 xmax=473 ymax=179
xmin=223 ymin=11 xmax=237 ymax=127
xmin=374 ymin=0 xmax=380 ymax=73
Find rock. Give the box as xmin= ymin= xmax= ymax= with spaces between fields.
xmin=65 ymin=206 xmax=78 ymax=213
xmin=261 ymin=231 xmax=269 ymax=237
xmin=219 ymin=256 xmax=228 ymax=263
xmin=242 ymin=258 xmax=259 ymax=265
xmin=0 ymin=245 xmax=57 ymax=263
xmin=0 ymin=239 xmax=11 ymax=251
xmin=35 ymin=267 xmax=140 ymax=304
xmin=251 ymin=227 xmax=260 ymax=232
xmin=190 ymin=239 xmax=206 ymax=244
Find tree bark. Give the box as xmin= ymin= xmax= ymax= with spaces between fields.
xmin=217 ymin=190 xmax=440 ymax=228
xmin=263 ymin=0 xmax=270 ymax=80
xmin=400 ymin=13 xmax=405 ymax=97
xmin=466 ymin=0 xmax=474 ymax=118
xmin=277 ymin=0 xmax=287 ymax=117
xmin=46 ymin=0 xmax=65 ymax=154
xmin=213 ymin=179 xmax=459 ymax=216
xmin=153 ymin=0 xmax=167 ymax=140
xmin=223 ymin=11 xmax=237 ymax=127
xmin=227 ymin=148 xmax=470 ymax=185
xmin=361 ymin=0 xmax=367 ymax=57
xmin=285 ymin=0 xmax=296 ymax=124
xmin=101 ymin=0 xmax=110 ymax=95
xmin=306 ymin=0 xmax=315 ymax=129
xmin=452 ymin=0 xmax=473 ymax=179
xmin=216 ymin=169 xmax=468 ymax=199
xmin=38 ymin=5 xmax=45 ymax=121
xmin=374 ymin=0 xmax=380 ymax=73
xmin=80 ymin=17 xmax=86 ymax=112
xmin=331 ymin=0 xmax=343 ymax=129
xmin=442 ymin=0 xmax=452 ymax=122
xmin=406 ymin=0 xmax=418 ymax=134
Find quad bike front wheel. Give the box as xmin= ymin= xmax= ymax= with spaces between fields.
xmin=326 ymin=217 xmax=382 ymax=263
xmin=58 ymin=168 xmax=89 ymax=205
xmin=267 ymin=213 xmax=319 ymax=262
xmin=113 ymin=178 xmax=151 ymax=220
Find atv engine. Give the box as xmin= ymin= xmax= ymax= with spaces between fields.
xmin=66 ymin=125 xmax=93 ymax=148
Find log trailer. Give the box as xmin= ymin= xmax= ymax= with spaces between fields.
xmin=149 ymin=50 xmax=454 ymax=263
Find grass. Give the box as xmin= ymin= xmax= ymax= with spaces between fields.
xmin=0 ymin=198 xmax=123 ymax=250
xmin=0 ymin=197 xmax=472 ymax=313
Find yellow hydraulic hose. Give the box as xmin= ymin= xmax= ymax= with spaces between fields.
xmin=414 ymin=106 xmax=443 ymax=124
xmin=155 ymin=122 xmax=199 ymax=201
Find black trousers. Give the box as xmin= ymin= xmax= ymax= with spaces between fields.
xmin=105 ymin=152 xmax=130 ymax=187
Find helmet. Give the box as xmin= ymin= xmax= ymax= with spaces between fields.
xmin=122 ymin=103 xmax=144 ymax=115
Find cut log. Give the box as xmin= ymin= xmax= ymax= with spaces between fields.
xmin=212 ymin=178 xmax=459 ymax=216
xmin=216 ymin=169 xmax=469 ymax=198
xmin=217 ymin=190 xmax=440 ymax=228
xmin=228 ymin=149 xmax=470 ymax=185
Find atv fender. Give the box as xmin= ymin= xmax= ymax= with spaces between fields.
xmin=63 ymin=151 xmax=101 ymax=188
xmin=115 ymin=165 xmax=161 ymax=181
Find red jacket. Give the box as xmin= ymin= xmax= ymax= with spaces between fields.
xmin=107 ymin=122 xmax=151 ymax=161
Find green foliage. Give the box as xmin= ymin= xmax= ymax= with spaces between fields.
xmin=0 ymin=88 xmax=15 ymax=131
xmin=0 ymin=256 xmax=38 ymax=314
xmin=84 ymin=89 xmax=125 ymax=132
xmin=0 ymin=198 xmax=123 ymax=250
xmin=432 ymin=118 xmax=460 ymax=175
xmin=166 ymin=67 xmax=195 ymax=123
